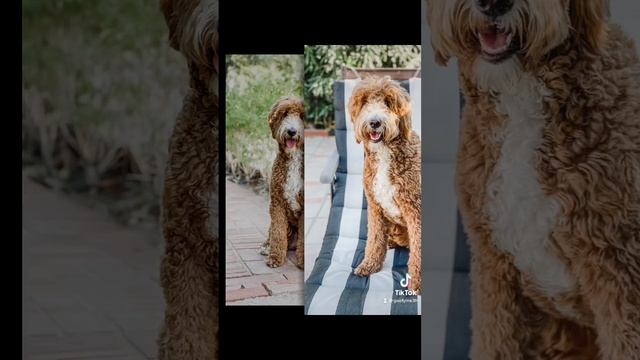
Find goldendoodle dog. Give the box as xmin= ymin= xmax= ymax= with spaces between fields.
xmin=348 ymin=76 xmax=422 ymax=294
xmin=157 ymin=0 xmax=219 ymax=359
xmin=427 ymin=0 xmax=640 ymax=358
xmin=260 ymin=96 xmax=305 ymax=268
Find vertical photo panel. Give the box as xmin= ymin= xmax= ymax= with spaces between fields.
xmin=422 ymin=0 xmax=640 ymax=359
xmin=225 ymin=55 xmax=304 ymax=306
xmin=304 ymin=45 xmax=423 ymax=315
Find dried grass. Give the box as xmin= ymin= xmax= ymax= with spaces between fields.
xmin=22 ymin=0 xmax=188 ymax=225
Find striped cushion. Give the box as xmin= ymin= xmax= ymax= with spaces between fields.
xmin=305 ymin=78 xmax=422 ymax=315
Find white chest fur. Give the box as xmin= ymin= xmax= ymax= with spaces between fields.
xmin=284 ymin=150 xmax=302 ymax=212
xmin=369 ymin=144 xmax=402 ymax=220
xmin=485 ymin=72 xmax=576 ymax=298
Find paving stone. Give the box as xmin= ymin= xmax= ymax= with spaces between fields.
xmin=23 ymin=175 xmax=161 ymax=359
xmin=236 ymin=248 xmax=264 ymax=261
xmin=225 ymin=273 xmax=284 ymax=288
xmin=224 ymin=148 xmax=322 ymax=304
xmin=263 ymin=282 xmax=304 ymax=296
xmin=245 ymin=260 xmax=276 ymax=275
xmin=226 ymin=286 xmax=269 ymax=302
xmin=25 ymin=332 xmax=147 ymax=360
xmin=122 ymin=330 xmax=160 ymax=359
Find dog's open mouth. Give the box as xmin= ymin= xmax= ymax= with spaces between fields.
xmin=478 ymin=24 xmax=516 ymax=62
xmin=285 ymin=138 xmax=298 ymax=149
xmin=369 ymin=131 xmax=382 ymax=143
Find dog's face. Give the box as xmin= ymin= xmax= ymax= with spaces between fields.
xmin=427 ymin=0 xmax=609 ymax=66
xmin=268 ymin=96 xmax=305 ymax=152
xmin=348 ymin=76 xmax=412 ymax=146
xmin=160 ymin=0 xmax=219 ymax=95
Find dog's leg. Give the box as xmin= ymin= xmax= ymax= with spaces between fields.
xmin=402 ymin=204 xmax=422 ymax=294
xmin=396 ymin=195 xmax=422 ymax=293
xmin=469 ymin=234 xmax=531 ymax=360
xmin=295 ymin=216 xmax=304 ymax=269
xmin=159 ymin=239 xmax=218 ymax=360
xmin=354 ymin=203 xmax=387 ymax=276
xmin=266 ymin=204 xmax=288 ymax=268
xmin=530 ymin=316 xmax=598 ymax=360
xmin=159 ymin=90 xmax=218 ymax=360
xmin=159 ymin=163 xmax=218 ymax=357
xmin=574 ymin=241 xmax=640 ymax=359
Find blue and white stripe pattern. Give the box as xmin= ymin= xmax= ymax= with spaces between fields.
xmin=305 ymin=77 xmax=422 ymax=315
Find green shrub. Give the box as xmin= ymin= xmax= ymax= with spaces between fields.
xmin=22 ymin=0 xmax=187 ymax=225
xmin=304 ymin=45 xmax=421 ymax=129
xmin=225 ymin=55 xmax=303 ymax=193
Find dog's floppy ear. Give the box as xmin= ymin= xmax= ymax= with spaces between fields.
xmin=570 ymin=0 xmax=609 ymax=55
xmin=160 ymin=0 xmax=219 ymax=72
xmin=268 ymin=98 xmax=285 ymax=139
xmin=159 ymin=0 xmax=181 ymax=51
xmin=383 ymin=78 xmax=412 ymax=139
xmin=426 ymin=0 xmax=452 ymax=66
xmin=348 ymin=86 xmax=367 ymax=144
xmin=399 ymin=113 xmax=412 ymax=140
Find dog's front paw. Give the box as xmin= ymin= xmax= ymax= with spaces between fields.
xmin=353 ymin=260 xmax=382 ymax=277
xmin=266 ymin=255 xmax=285 ymax=268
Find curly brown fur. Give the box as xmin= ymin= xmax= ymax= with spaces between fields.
xmin=348 ymin=76 xmax=422 ymax=293
xmin=262 ymin=96 xmax=305 ymax=268
xmin=157 ymin=1 xmax=219 ymax=359
xmin=428 ymin=0 xmax=640 ymax=358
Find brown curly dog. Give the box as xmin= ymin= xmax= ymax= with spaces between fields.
xmin=157 ymin=0 xmax=219 ymax=359
xmin=348 ymin=76 xmax=422 ymax=294
xmin=428 ymin=0 xmax=640 ymax=358
xmin=260 ymin=96 xmax=305 ymax=269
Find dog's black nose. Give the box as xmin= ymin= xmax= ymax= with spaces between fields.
xmin=369 ymin=120 xmax=381 ymax=129
xmin=476 ymin=0 xmax=512 ymax=17
xmin=287 ymin=129 xmax=297 ymax=136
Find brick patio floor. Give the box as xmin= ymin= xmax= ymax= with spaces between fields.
xmin=225 ymin=180 xmax=303 ymax=305
xmin=22 ymin=174 xmax=164 ymax=360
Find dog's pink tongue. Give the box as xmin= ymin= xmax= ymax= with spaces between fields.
xmin=286 ymin=139 xmax=297 ymax=148
xmin=480 ymin=29 xmax=508 ymax=50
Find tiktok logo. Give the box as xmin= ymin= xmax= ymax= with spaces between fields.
xmin=400 ymin=273 xmax=411 ymax=288
xmin=395 ymin=273 xmax=417 ymax=296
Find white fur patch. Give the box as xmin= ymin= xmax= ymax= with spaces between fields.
xmin=369 ymin=143 xmax=402 ymax=220
xmin=285 ymin=150 xmax=302 ymax=212
xmin=485 ymin=71 xmax=576 ymax=300
xmin=277 ymin=115 xmax=303 ymax=141
xmin=474 ymin=57 xmax=524 ymax=94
